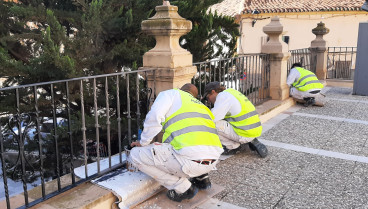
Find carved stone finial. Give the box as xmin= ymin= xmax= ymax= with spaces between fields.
xmin=261 ymin=16 xmax=288 ymax=54
xmin=311 ymin=21 xmax=329 ymax=48
xmin=312 ymin=21 xmax=330 ymax=36
xmin=163 ymin=0 xmax=170 ymax=6
xmin=141 ymin=2 xmax=192 ymax=68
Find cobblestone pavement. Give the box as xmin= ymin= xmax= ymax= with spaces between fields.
xmin=205 ymin=87 xmax=368 ymax=209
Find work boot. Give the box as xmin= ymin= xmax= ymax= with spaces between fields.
xmin=190 ymin=173 xmax=211 ymax=190
xmin=166 ymin=184 xmax=198 ymax=202
xmin=249 ymin=138 xmax=268 ymax=158
xmin=303 ymin=97 xmax=315 ymax=107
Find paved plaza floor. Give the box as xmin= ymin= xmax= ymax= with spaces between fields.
xmin=200 ymin=86 xmax=368 ymax=209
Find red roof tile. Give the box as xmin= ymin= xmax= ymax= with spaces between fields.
xmin=210 ymin=0 xmax=366 ymax=16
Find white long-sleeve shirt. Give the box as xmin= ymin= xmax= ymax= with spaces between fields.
xmin=286 ymin=68 xmax=301 ymax=87
xmin=211 ymin=91 xmax=242 ymax=122
xmin=140 ymin=89 xmax=223 ymax=160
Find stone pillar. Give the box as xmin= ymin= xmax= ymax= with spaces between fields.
xmin=261 ymin=16 xmax=290 ymax=100
xmin=310 ymin=22 xmax=330 ymax=80
xmin=140 ymin=1 xmax=197 ymax=95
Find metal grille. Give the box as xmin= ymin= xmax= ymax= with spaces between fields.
xmin=327 ymin=47 xmax=357 ymax=80
xmin=287 ymin=48 xmax=317 ymax=74
xmin=192 ymin=54 xmax=271 ymax=105
xmin=0 ymin=69 xmax=156 ymax=209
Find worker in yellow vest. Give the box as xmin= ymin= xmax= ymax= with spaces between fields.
xmin=129 ymin=83 xmax=223 ymax=202
xmin=203 ymin=82 xmax=268 ymax=157
xmin=287 ymin=63 xmax=325 ymax=107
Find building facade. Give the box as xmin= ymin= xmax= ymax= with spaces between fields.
xmin=211 ymin=0 xmax=368 ymax=54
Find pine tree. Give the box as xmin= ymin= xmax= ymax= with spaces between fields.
xmin=172 ymin=0 xmax=239 ymax=62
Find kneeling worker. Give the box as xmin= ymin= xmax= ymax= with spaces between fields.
xmin=287 ymin=63 xmax=325 ymax=107
xmin=129 ymin=83 xmax=223 ymax=202
xmin=203 ymin=82 xmax=268 ymax=157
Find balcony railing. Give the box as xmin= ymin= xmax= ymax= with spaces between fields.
xmin=327 ymin=47 xmax=357 ymax=80
xmin=192 ymin=54 xmax=271 ymax=105
xmin=287 ymin=48 xmax=317 ymax=74
xmin=0 ymin=69 xmax=156 ymax=209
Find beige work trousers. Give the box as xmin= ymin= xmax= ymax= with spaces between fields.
xmin=129 ymin=143 xmax=217 ymax=193
xmin=215 ymin=120 xmax=254 ymax=150
xmin=290 ymin=87 xmax=325 ymax=106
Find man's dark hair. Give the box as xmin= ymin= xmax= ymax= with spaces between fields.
xmin=202 ymin=82 xmax=226 ymax=100
xmin=291 ymin=63 xmax=302 ymax=69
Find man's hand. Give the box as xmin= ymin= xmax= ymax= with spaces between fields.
xmin=131 ymin=141 xmax=142 ymax=147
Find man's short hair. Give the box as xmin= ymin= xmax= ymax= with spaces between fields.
xmin=203 ymin=81 xmax=224 ymax=99
xmin=291 ymin=63 xmax=302 ymax=69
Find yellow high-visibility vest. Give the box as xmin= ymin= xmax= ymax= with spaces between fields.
xmin=162 ymin=89 xmax=222 ymax=150
xmin=224 ymin=88 xmax=262 ymax=138
xmin=292 ymin=67 xmax=324 ymax=91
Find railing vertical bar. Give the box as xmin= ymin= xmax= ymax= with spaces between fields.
xmin=51 ymin=84 xmax=61 ymax=191
xmin=256 ymin=55 xmax=260 ymax=104
xmin=153 ymin=70 xmax=157 ymax=100
xmin=65 ymin=82 xmax=75 ymax=185
xmin=16 ymin=88 xmax=29 ymax=205
xmin=0 ymin=126 xmax=11 ymax=209
xmin=144 ymin=71 xmax=150 ymax=113
xmin=136 ymin=72 xmax=141 ymax=140
xmin=332 ymin=47 xmax=336 ymax=78
xmin=231 ymin=58 xmax=235 ymax=89
xmin=80 ymin=80 xmax=88 ymax=178
xmin=253 ymin=56 xmax=256 ymax=103
xmin=350 ymin=47 xmax=354 ymax=79
xmin=126 ymin=74 xmax=132 ymax=145
xmin=218 ymin=60 xmax=222 ymax=83
xmin=208 ymin=61 xmax=211 ymax=83
xmin=105 ymin=78 xmax=111 ymax=168
xmin=326 ymin=48 xmax=330 ymax=78
xmin=93 ymin=78 xmax=100 ymax=173
xmin=34 ymin=86 xmax=46 ymax=197
xmin=204 ymin=63 xmax=207 ymax=86
xmin=243 ymin=56 xmax=247 ymax=96
xmin=235 ymin=58 xmax=239 ymax=91
xmin=268 ymin=55 xmax=271 ymax=97
xmin=260 ymin=55 xmax=264 ymax=101
xmin=199 ymin=64 xmax=202 ymax=96
xmin=212 ymin=61 xmax=215 ymax=83
xmin=251 ymin=56 xmax=256 ymax=104
xmin=116 ymin=76 xmax=122 ymax=163
xmin=241 ymin=57 xmax=245 ymax=93
xmin=245 ymin=56 xmax=249 ymax=96
xmin=226 ymin=59 xmax=230 ymax=88
xmin=250 ymin=56 xmax=255 ymax=104
xmin=344 ymin=47 xmax=348 ymax=78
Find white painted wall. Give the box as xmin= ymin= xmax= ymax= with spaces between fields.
xmin=238 ymin=13 xmax=368 ymax=54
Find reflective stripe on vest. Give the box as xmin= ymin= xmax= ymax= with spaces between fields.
xmin=224 ymin=88 xmax=262 ymax=138
xmin=292 ymin=67 xmax=324 ymax=92
xmin=162 ymin=89 xmax=222 ymax=150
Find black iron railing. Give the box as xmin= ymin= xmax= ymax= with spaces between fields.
xmin=193 ymin=54 xmax=271 ymax=105
xmin=327 ymin=47 xmax=357 ymax=80
xmin=287 ymin=48 xmax=317 ymax=74
xmin=0 ymin=69 xmax=156 ymax=209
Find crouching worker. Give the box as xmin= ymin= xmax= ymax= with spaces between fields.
xmin=129 ymin=83 xmax=223 ymax=202
xmin=203 ymin=82 xmax=268 ymax=157
xmin=287 ymin=63 xmax=325 ymax=107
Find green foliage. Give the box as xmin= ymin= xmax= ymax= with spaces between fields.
xmin=0 ymin=0 xmax=238 ymax=85
xmin=172 ymin=0 xmax=239 ymax=62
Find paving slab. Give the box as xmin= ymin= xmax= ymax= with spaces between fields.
xmin=133 ymin=184 xmax=224 ymax=209
xmin=205 ymin=86 xmax=368 ymax=209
